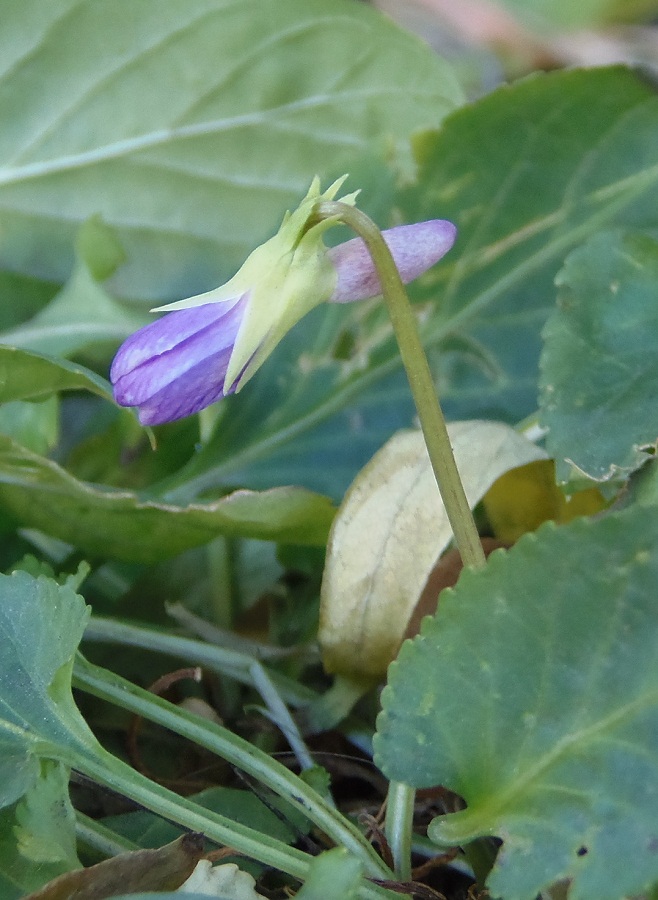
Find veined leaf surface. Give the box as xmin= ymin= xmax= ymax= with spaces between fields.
xmin=0 ymin=0 xmax=461 ymax=300
xmin=375 ymin=506 xmax=658 ymax=900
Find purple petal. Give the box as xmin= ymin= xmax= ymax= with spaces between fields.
xmin=111 ymin=296 xmax=247 ymax=424
xmin=134 ymin=345 xmax=237 ymax=425
xmin=327 ymin=219 xmax=457 ymax=303
xmin=110 ymin=297 xmax=244 ymax=383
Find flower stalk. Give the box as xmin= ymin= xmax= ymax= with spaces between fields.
xmin=314 ymin=201 xmax=486 ymax=572
xmin=313 ymin=201 xmax=486 ymax=884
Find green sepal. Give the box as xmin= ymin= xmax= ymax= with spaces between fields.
xmin=153 ymin=177 xmax=357 ymax=392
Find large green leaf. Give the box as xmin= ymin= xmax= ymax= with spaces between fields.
xmin=400 ymin=65 xmax=658 ymax=424
xmin=160 ymin=66 xmax=658 ymax=501
xmin=0 ymin=762 xmax=79 ymax=899
xmin=0 ymin=434 xmax=334 ymax=562
xmin=0 ymin=0 xmax=461 ymax=301
xmin=375 ymin=506 xmax=658 ymax=900
xmin=540 ymin=230 xmax=658 ymax=491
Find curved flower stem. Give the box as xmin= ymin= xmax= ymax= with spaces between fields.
xmin=315 ymin=202 xmax=487 ymax=883
xmin=316 ymin=202 xmax=485 ymax=571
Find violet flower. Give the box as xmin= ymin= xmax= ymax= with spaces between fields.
xmin=111 ymin=178 xmax=456 ymax=425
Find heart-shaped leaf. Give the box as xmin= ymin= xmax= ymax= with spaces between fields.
xmin=375 ymin=505 xmax=658 ymax=900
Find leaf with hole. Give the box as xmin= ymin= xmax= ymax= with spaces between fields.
xmin=375 ymin=505 xmax=658 ymax=900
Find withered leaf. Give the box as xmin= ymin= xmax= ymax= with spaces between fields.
xmin=24 ymin=832 xmax=205 ymax=900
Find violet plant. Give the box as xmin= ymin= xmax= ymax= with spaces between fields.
xmin=110 ymin=177 xmax=457 ymax=426
xmin=1 ymin=3 xmax=658 ymax=900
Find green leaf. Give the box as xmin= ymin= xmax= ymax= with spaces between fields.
xmin=162 ymin=66 xmax=658 ymax=502
xmin=0 ymin=434 xmax=334 ymax=562
xmin=0 ymin=346 xmax=113 ymax=403
xmin=101 ymin=787 xmax=304 ymax=860
xmin=0 ymin=0 xmax=462 ymax=301
xmin=13 ymin=759 xmax=79 ymax=871
xmin=0 ymin=761 xmax=79 ymax=898
xmin=0 ymin=570 xmax=95 ymax=810
xmin=75 ymin=214 xmax=126 ymax=282
xmin=0 ymin=272 xmax=57 ymax=331
xmin=0 ymin=234 xmax=148 ymax=358
xmin=375 ymin=506 xmax=658 ymax=900
xmin=628 ymin=458 xmax=658 ymax=508
xmin=0 ymin=398 xmax=58 ymax=455
xmin=400 ymin=65 xmax=658 ymax=424
xmin=294 ymin=848 xmax=363 ymax=900
xmin=540 ymin=230 xmax=658 ymax=491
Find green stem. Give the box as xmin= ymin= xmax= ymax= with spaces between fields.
xmin=248 ymin=659 xmax=316 ymax=772
xmin=75 ymin=754 xmax=394 ymax=899
xmin=83 ymin=614 xmax=317 ymax=706
xmin=316 ymin=202 xmax=485 ymax=571
xmin=206 ymin=536 xmax=235 ymax=629
xmin=385 ymin=781 xmax=414 ymax=881
xmin=315 ymin=202 xmax=487 ymax=885
xmin=73 ymin=655 xmax=392 ymax=882
xmin=75 ymin=811 xmax=139 ymax=858
xmin=74 ymin=746 xmax=313 ymax=879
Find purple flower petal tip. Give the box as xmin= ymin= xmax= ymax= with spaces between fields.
xmin=110 ymin=297 xmax=247 ymax=425
xmin=328 ymin=219 xmax=457 ymax=303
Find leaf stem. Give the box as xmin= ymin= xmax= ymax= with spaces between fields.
xmin=83 ymin=614 xmax=317 ymax=706
xmin=73 ymin=655 xmax=392 ymax=882
xmin=385 ymin=781 xmax=414 ymax=880
xmin=74 ymin=746 xmax=314 ymax=879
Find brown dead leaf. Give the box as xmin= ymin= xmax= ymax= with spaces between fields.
xmin=403 ymin=537 xmax=507 ymax=642
xmin=24 ymin=832 xmax=205 ymax=900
